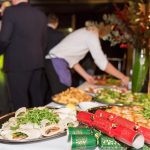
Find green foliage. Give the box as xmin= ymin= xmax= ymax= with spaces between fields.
xmin=102 ymin=0 xmax=150 ymax=49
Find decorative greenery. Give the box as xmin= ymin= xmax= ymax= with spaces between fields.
xmin=102 ymin=0 xmax=150 ymax=49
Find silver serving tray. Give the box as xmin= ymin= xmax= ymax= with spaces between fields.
xmin=0 ymin=112 xmax=66 ymax=144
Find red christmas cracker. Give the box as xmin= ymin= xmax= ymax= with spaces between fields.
xmin=111 ymin=125 xmax=144 ymax=148
xmin=93 ymin=117 xmax=144 ymax=149
xmin=95 ymin=109 xmax=146 ymax=147
xmin=139 ymin=126 xmax=150 ymax=144
xmin=95 ymin=110 xmax=117 ymax=121
xmin=95 ymin=110 xmax=138 ymax=130
xmin=92 ymin=117 xmax=114 ymax=137
xmin=77 ymin=111 xmax=93 ymax=127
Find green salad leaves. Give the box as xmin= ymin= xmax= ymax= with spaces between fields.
xmin=11 ymin=108 xmax=59 ymax=130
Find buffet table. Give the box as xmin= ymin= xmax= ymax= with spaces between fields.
xmin=0 ymin=80 xmax=149 ymax=150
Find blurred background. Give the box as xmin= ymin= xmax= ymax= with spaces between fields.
xmin=0 ymin=0 xmax=149 ymax=115
xmin=0 ymin=0 xmax=133 ymax=115
xmin=30 ymin=0 xmax=125 ymax=32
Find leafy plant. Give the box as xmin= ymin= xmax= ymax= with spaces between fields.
xmin=102 ymin=0 xmax=150 ymax=49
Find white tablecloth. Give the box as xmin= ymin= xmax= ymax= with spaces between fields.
xmin=0 ymin=135 xmax=99 ymax=150
xmin=0 ymin=135 xmax=70 ymax=150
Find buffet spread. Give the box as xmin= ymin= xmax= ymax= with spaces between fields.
xmin=0 ymin=76 xmax=150 ymax=150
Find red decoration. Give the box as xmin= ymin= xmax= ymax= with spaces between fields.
xmin=96 ymin=110 xmax=138 ymax=130
xmin=139 ymin=126 xmax=150 ymax=144
xmin=111 ymin=115 xmax=138 ymax=130
xmin=93 ymin=115 xmax=143 ymax=148
xmin=92 ymin=117 xmax=115 ymax=137
xmin=120 ymin=43 xmax=128 ymax=48
xmin=77 ymin=111 xmax=93 ymax=127
xmin=95 ymin=110 xmax=117 ymax=121
xmin=111 ymin=125 xmax=142 ymax=147
xmin=95 ymin=109 xmax=150 ymax=145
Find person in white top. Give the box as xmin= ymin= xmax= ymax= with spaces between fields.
xmin=45 ymin=21 xmax=129 ymax=95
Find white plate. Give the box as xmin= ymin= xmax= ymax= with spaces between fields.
xmin=78 ymin=101 xmax=106 ymax=111
xmin=46 ymin=102 xmax=65 ymax=108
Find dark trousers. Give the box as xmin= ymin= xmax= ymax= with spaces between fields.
xmin=45 ymin=59 xmax=68 ymax=96
xmin=0 ymin=70 xmax=12 ymax=115
xmin=6 ymin=69 xmax=44 ymax=111
xmin=41 ymin=70 xmax=52 ymax=105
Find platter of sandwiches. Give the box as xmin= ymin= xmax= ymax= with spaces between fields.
xmin=0 ymin=107 xmax=78 ymax=143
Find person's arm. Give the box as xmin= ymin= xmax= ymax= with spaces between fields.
xmin=86 ymin=31 xmax=129 ymax=86
xmin=73 ymin=63 xmax=95 ymax=84
xmin=104 ymin=62 xmax=129 ymax=86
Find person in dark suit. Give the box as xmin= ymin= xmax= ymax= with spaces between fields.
xmin=45 ymin=13 xmax=65 ymax=55
xmin=43 ymin=13 xmax=65 ymax=104
xmin=0 ymin=0 xmax=47 ymax=111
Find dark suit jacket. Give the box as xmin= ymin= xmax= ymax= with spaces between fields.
xmin=0 ymin=2 xmax=47 ymax=72
xmin=45 ymin=26 xmax=64 ymax=55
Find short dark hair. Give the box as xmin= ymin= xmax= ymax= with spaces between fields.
xmin=47 ymin=13 xmax=59 ymax=24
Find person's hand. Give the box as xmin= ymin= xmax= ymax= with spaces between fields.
xmin=121 ymin=76 xmax=129 ymax=87
xmin=84 ymin=74 xmax=95 ymax=84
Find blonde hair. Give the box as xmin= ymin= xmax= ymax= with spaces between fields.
xmin=85 ymin=20 xmax=113 ymax=38
xmin=85 ymin=20 xmax=100 ymax=35
xmin=2 ymin=0 xmax=11 ymax=7
xmin=85 ymin=21 xmax=99 ymax=29
xmin=0 ymin=0 xmax=11 ymax=14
